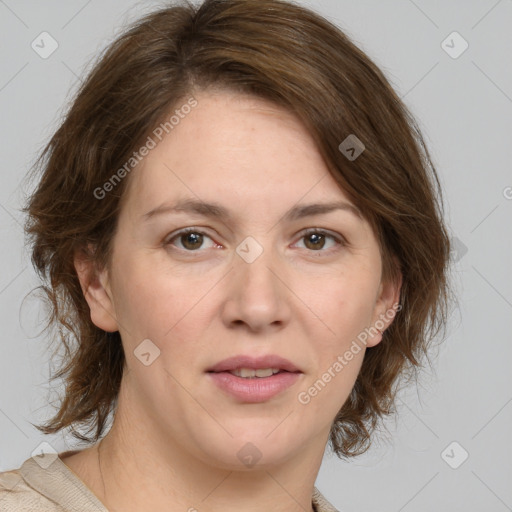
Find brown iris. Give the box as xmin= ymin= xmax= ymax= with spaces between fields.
xmin=303 ymin=232 xmax=326 ymax=250
xmin=181 ymin=232 xmax=204 ymax=250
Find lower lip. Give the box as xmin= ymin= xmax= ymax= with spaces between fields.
xmin=207 ymin=371 xmax=301 ymax=403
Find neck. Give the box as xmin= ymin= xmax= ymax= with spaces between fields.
xmin=93 ymin=375 xmax=326 ymax=512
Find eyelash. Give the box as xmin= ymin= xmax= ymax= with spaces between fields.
xmin=164 ymin=227 xmax=346 ymax=255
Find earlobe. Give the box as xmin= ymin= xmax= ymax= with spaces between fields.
xmin=73 ymin=248 xmax=119 ymax=333
xmin=367 ymin=270 xmax=403 ymax=348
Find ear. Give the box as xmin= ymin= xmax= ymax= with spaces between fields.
xmin=366 ymin=267 xmax=403 ymax=348
xmin=74 ymin=245 xmax=119 ymax=333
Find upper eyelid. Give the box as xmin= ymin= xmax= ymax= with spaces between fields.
xmin=296 ymin=229 xmax=347 ymax=248
xmin=164 ymin=227 xmax=218 ymax=247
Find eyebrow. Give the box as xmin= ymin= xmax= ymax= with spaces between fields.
xmin=142 ymin=198 xmax=362 ymax=223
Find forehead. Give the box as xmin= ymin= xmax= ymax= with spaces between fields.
xmin=122 ymin=91 xmax=352 ymax=217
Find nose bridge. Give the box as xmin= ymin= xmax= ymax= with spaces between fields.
xmin=223 ymin=235 xmax=289 ymax=330
xmin=236 ymin=235 xmax=280 ymax=299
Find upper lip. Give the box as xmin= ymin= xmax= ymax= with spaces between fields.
xmin=207 ymin=355 xmax=302 ymax=373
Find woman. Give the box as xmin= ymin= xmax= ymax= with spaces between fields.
xmin=0 ymin=0 xmax=451 ymax=511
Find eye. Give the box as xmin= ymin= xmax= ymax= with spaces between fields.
xmin=164 ymin=228 xmax=220 ymax=252
xmin=294 ymin=229 xmax=344 ymax=252
xmin=164 ymin=227 xmax=345 ymax=254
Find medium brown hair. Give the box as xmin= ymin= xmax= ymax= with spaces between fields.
xmin=23 ymin=0 xmax=451 ymax=458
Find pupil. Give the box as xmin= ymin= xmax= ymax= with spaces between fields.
xmin=306 ymin=233 xmax=324 ymax=250
xmin=183 ymin=233 xmax=203 ymax=250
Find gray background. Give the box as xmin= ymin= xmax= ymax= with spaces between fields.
xmin=1 ymin=1 xmax=511 ymax=511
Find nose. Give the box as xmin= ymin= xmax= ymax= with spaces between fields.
xmin=220 ymin=244 xmax=291 ymax=334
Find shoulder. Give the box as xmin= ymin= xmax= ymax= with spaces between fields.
xmin=1 ymin=454 xmax=107 ymax=512
xmin=0 ymin=465 xmax=65 ymax=512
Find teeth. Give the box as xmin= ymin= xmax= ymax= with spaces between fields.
xmin=230 ymin=368 xmax=281 ymax=378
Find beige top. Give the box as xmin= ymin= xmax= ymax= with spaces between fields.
xmin=0 ymin=452 xmax=339 ymax=512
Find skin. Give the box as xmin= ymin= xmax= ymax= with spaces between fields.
xmin=64 ymin=90 xmax=401 ymax=512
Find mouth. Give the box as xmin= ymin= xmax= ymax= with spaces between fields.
xmin=222 ymin=367 xmax=283 ymax=378
xmin=206 ymin=355 xmax=302 ymax=402
xmin=206 ymin=354 xmax=302 ymax=374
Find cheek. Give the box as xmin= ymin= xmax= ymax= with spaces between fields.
xmin=300 ymin=267 xmax=380 ymax=348
xmin=110 ymin=254 xmax=212 ymax=344
xmin=295 ymin=275 xmax=375 ymax=422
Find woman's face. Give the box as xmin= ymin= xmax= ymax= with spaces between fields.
xmin=82 ymin=91 xmax=400 ymax=469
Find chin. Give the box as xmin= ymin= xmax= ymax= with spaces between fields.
xmin=191 ymin=423 xmax=308 ymax=471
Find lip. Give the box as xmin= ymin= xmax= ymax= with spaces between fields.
xmin=207 ymin=372 xmax=301 ymax=403
xmin=206 ymin=355 xmax=301 ymax=373
xmin=206 ymin=355 xmax=303 ymax=403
